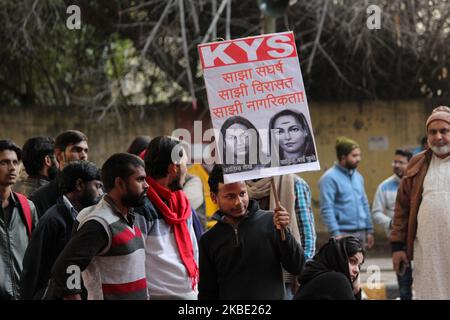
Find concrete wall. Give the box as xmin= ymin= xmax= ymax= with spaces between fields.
xmin=0 ymin=100 xmax=432 ymax=246
xmin=0 ymin=105 xmax=176 ymax=166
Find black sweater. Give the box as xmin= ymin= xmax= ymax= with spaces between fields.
xmin=198 ymin=200 xmax=304 ymax=300
xmin=20 ymin=197 xmax=75 ymax=299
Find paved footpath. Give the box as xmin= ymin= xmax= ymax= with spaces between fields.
xmin=360 ymin=256 xmax=407 ymax=300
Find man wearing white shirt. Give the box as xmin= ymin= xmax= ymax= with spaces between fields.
xmin=372 ymin=149 xmax=412 ymax=300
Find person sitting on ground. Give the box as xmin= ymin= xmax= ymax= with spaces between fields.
xmin=294 ymin=236 xmax=365 ymax=300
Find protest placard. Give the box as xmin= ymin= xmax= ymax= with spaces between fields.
xmin=198 ymin=31 xmax=320 ymax=183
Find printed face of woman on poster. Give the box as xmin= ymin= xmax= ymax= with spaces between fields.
xmin=269 ymin=109 xmax=316 ymax=165
xmin=220 ymin=116 xmax=260 ymax=165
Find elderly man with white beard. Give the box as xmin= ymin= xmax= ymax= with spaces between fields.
xmin=391 ymin=105 xmax=450 ymax=300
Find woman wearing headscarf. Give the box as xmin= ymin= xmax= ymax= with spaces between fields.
xmin=294 ymin=236 xmax=365 ymax=300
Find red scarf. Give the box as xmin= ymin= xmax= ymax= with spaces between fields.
xmin=145 ymin=176 xmax=199 ymax=289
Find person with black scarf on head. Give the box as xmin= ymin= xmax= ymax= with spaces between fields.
xmin=294 ymin=236 xmax=366 ymax=300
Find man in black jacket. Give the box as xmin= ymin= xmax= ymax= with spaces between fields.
xmin=198 ymin=164 xmax=304 ymax=300
xmin=30 ymin=130 xmax=89 ymax=218
xmin=20 ymin=161 xmax=102 ymax=300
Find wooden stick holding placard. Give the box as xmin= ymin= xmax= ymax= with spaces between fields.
xmin=271 ymin=177 xmax=286 ymax=241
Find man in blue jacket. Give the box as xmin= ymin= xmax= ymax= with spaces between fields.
xmin=318 ymin=137 xmax=374 ymax=249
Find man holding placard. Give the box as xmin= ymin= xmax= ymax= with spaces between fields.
xmin=198 ymin=164 xmax=304 ymax=300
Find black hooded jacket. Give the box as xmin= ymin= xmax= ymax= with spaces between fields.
xmin=198 ymin=200 xmax=304 ymax=300
xmin=294 ymin=237 xmax=362 ymax=300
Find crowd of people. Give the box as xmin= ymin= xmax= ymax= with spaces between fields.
xmin=0 ymin=105 xmax=449 ymax=300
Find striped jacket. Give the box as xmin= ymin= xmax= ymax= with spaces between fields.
xmin=77 ymin=198 xmax=147 ymax=300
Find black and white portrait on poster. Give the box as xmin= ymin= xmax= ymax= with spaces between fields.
xmin=269 ymin=109 xmax=317 ymax=167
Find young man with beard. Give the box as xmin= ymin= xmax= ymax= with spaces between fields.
xmin=246 ymin=174 xmax=316 ymax=299
xmin=0 ymin=140 xmax=39 ymax=300
xmin=319 ymin=137 xmax=374 ymax=249
xmin=198 ymin=165 xmax=304 ymax=300
xmin=20 ymin=161 xmax=103 ymax=300
xmin=372 ymin=149 xmax=413 ymax=300
xmin=391 ymin=106 xmax=450 ymax=300
xmin=30 ymin=130 xmax=89 ymax=218
xmin=44 ymin=153 xmax=148 ymax=300
xmin=14 ymin=136 xmax=59 ymax=197
xmin=134 ymin=136 xmax=199 ymax=299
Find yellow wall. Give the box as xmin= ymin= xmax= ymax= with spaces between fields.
xmin=0 ymin=105 xmax=175 ymax=166
xmin=0 ymin=100 xmax=431 ymax=241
